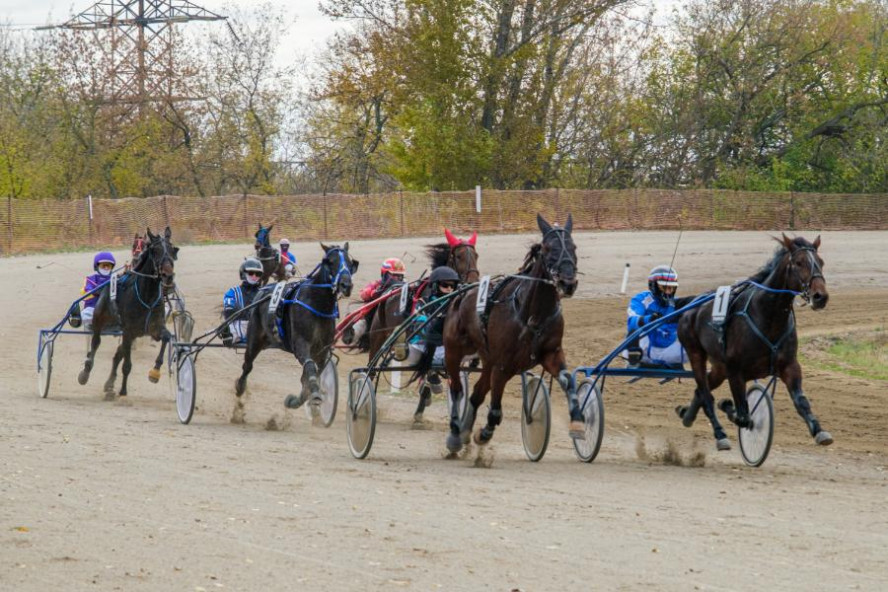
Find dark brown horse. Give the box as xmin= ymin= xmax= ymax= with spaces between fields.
xmin=676 ymin=234 xmax=832 ymax=450
xmin=442 ymin=214 xmax=584 ymax=453
xmin=254 ymin=224 xmax=286 ymax=286
xmin=367 ymin=229 xmax=480 ymax=359
xmin=78 ymin=227 xmax=178 ymax=399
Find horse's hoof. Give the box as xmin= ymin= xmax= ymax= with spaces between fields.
xmin=77 ymin=369 xmax=90 ymax=385
xmin=413 ymin=412 xmax=425 ymax=423
xmin=569 ymin=420 xmax=586 ymax=440
xmin=716 ymin=438 xmax=732 ymax=451
xmin=284 ymin=394 xmax=306 ymax=409
xmin=473 ymin=429 xmax=484 ymax=445
xmin=235 ymin=380 xmax=245 ymax=397
xmin=104 ymin=390 xmax=116 ymax=402
xmin=446 ymin=433 xmax=462 ymax=453
xmin=147 ymin=368 xmax=161 ymax=383
xmin=815 ymin=431 xmax=834 ymax=446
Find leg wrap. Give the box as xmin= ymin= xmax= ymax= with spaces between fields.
xmin=487 ymin=408 xmax=503 ymax=427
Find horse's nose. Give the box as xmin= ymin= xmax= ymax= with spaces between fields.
xmin=811 ymin=291 xmax=828 ymax=309
xmin=561 ymin=278 xmax=578 ymax=297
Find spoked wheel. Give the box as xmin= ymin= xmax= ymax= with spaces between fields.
xmin=738 ymin=383 xmax=774 ymax=467
xmin=37 ymin=340 xmax=54 ymax=399
xmin=347 ymin=372 xmax=377 ymax=459
xmin=306 ymin=358 xmax=338 ymax=427
xmin=520 ymin=373 xmax=551 ymax=462
xmin=573 ymin=379 xmax=605 ymax=463
xmin=176 ymin=353 xmax=196 ymax=425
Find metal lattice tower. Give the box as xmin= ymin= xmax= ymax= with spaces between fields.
xmin=41 ymin=1 xmax=226 ymax=105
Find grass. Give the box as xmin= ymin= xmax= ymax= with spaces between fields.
xmin=801 ymin=329 xmax=888 ymax=381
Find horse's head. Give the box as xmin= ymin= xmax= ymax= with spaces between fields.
xmin=320 ymin=242 xmax=359 ymax=298
xmin=131 ymin=233 xmax=147 ymax=263
xmin=538 ymin=213 xmax=578 ymax=297
xmin=780 ymin=234 xmax=827 ymax=310
xmin=145 ymin=226 xmax=179 ymax=289
xmin=444 ymin=228 xmax=480 ymax=283
xmin=255 ymin=224 xmax=273 ymax=251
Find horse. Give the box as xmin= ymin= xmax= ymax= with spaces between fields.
xmin=676 ymin=234 xmax=832 ymax=450
xmin=77 ymin=227 xmax=179 ymax=400
xmin=235 ymin=243 xmax=359 ymax=411
xmin=441 ymin=214 xmax=584 ymax=453
xmin=365 ymin=229 xmax=480 ymax=421
xmin=254 ymin=223 xmax=286 ymax=286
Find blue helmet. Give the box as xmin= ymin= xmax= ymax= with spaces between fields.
xmin=93 ymin=251 xmax=116 ymax=271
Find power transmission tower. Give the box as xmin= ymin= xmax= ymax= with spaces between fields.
xmin=40 ymin=1 xmax=227 ymax=105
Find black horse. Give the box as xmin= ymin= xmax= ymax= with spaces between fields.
xmin=441 ymin=214 xmax=584 ymax=453
xmin=78 ymin=227 xmax=178 ymax=400
xmin=677 ymin=234 xmax=832 ymax=450
xmin=254 ymin=223 xmax=286 ymax=286
xmin=235 ymin=243 xmax=358 ymax=410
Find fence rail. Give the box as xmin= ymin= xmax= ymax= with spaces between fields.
xmin=2 ymin=189 xmax=885 ymax=255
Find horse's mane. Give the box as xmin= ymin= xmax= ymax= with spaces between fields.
xmin=518 ymin=243 xmax=542 ymax=274
xmin=425 ymin=243 xmax=449 ymax=268
xmin=748 ymin=237 xmax=810 ymax=283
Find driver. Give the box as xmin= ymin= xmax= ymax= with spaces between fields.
xmin=69 ymin=252 xmax=116 ymax=329
xmin=220 ymin=257 xmax=263 ymax=346
xmin=624 ymin=265 xmax=689 ymax=367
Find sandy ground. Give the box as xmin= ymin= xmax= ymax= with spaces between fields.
xmin=2 ymin=230 xmax=888 ymax=591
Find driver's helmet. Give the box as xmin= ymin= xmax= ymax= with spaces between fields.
xmin=429 ymin=265 xmax=460 ymax=295
xmin=93 ymin=251 xmax=116 ymax=275
xmin=380 ymin=258 xmax=406 ymax=281
xmin=240 ymin=257 xmax=264 ymax=284
xmin=279 ymin=238 xmax=290 ymax=249
xmin=647 ymin=265 xmax=679 ymax=305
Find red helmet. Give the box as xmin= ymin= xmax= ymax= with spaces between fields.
xmin=380 ymin=258 xmax=406 ymax=278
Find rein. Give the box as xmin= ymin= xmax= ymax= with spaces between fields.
xmin=281 ymin=248 xmax=354 ymax=319
xmin=448 ymin=243 xmax=479 ymax=281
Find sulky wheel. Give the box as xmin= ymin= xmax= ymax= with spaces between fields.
xmin=738 ymin=383 xmax=774 ymax=467
xmin=37 ymin=340 xmax=54 ymax=399
xmin=346 ymin=372 xmax=377 ymax=459
xmin=573 ymin=378 xmax=605 ymax=463
xmin=520 ymin=373 xmax=551 ymax=462
xmin=306 ymin=357 xmax=339 ymax=428
xmin=176 ymin=354 xmax=197 ymax=425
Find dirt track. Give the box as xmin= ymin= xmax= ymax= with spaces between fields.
xmin=3 ymin=230 xmax=887 ymax=591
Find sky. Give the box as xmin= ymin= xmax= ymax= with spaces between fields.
xmin=0 ymin=0 xmax=348 ymax=62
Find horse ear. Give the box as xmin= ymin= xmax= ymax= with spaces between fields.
xmin=320 ymin=242 xmax=329 ymax=252
xmin=173 ymin=246 xmax=179 ymax=258
xmin=343 ymin=241 xmax=349 ymax=251
xmin=351 ymin=258 xmax=360 ymax=272
xmin=813 ymin=235 xmax=821 ymax=250
xmin=268 ymin=224 xmax=274 ymax=233
xmin=164 ymin=226 xmax=172 ymax=239
xmin=468 ymin=231 xmax=477 ymax=246
xmin=537 ymin=214 xmax=553 ymax=235
xmin=564 ymin=214 xmax=573 ymax=233
xmin=146 ymin=227 xmax=155 ymax=240
xmin=780 ymin=233 xmax=795 ymax=250
xmin=444 ymin=228 xmax=460 ymax=247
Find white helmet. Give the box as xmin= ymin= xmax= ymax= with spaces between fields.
xmin=280 ymin=238 xmax=290 ymax=248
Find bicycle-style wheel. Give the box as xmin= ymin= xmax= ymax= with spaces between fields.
xmin=738 ymin=383 xmax=774 ymax=467
xmin=520 ymin=373 xmax=551 ymax=462
xmin=306 ymin=357 xmax=338 ymax=427
xmin=176 ymin=354 xmax=196 ymax=425
xmin=37 ymin=340 xmax=54 ymax=399
xmin=573 ymin=379 xmax=605 ymax=463
xmin=347 ymin=372 xmax=376 ymax=459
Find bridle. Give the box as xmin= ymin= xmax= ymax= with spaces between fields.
xmin=448 ymin=243 xmax=479 ymax=282
xmin=541 ymin=227 xmax=577 ymax=283
xmin=324 ymin=247 xmax=355 ymax=295
xmin=786 ymin=246 xmax=824 ymax=304
xmin=129 ymin=236 xmax=176 ymax=289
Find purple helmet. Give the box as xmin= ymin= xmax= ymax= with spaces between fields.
xmin=93 ymin=251 xmax=116 ymax=271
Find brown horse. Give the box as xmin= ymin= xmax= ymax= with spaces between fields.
xmin=676 ymin=234 xmax=831 ymax=450
xmin=363 ymin=230 xmax=480 ymax=421
xmin=441 ymin=214 xmax=583 ymax=453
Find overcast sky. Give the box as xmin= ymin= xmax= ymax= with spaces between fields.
xmin=0 ymin=0 xmax=347 ymax=62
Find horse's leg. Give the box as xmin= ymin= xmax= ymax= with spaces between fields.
xmin=445 ymin=347 xmax=472 ymax=452
xmin=685 ymin=351 xmax=730 ymax=450
xmin=779 ymin=359 xmax=832 ymax=445
xmin=103 ymin=340 xmax=125 ymax=399
xmin=118 ymin=337 xmax=135 ymax=397
xmin=679 ymin=364 xmax=725 ymax=426
xmin=474 ymin=367 xmax=506 ymax=445
xmin=717 ymin=374 xmax=753 ymax=429
xmin=541 ymin=350 xmax=584 ymax=439
xmin=148 ymin=327 xmax=171 ymax=383
xmin=235 ymin=338 xmax=260 ymax=397
xmin=78 ymin=330 xmax=102 ymax=385
xmin=285 ymin=339 xmax=319 ymax=409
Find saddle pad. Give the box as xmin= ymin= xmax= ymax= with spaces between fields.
xmin=475 ymin=275 xmax=491 ymax=315
xmin=712 ymin=285 xmax=732 ymax=324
